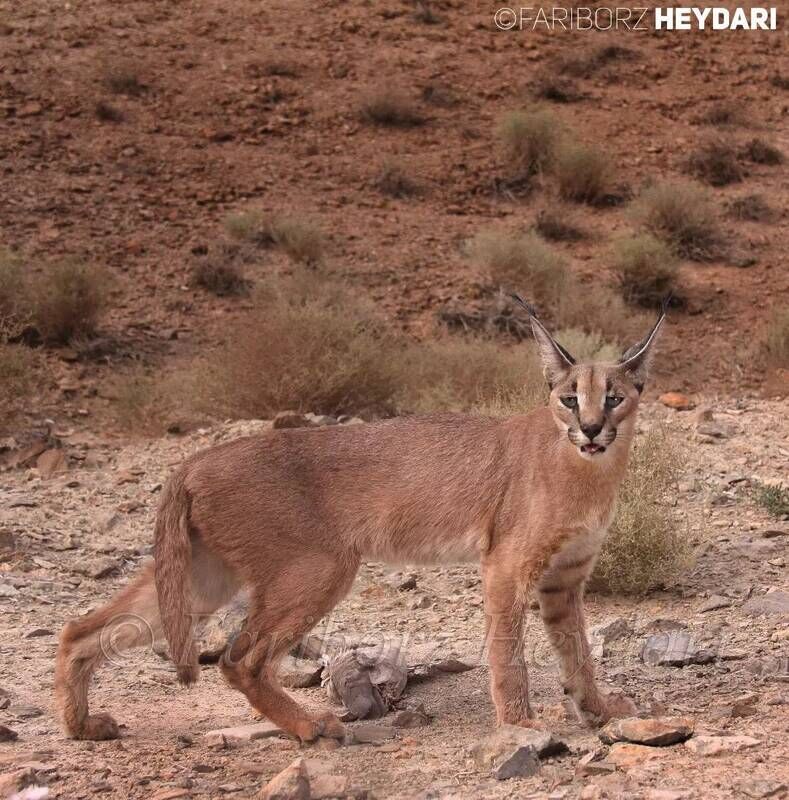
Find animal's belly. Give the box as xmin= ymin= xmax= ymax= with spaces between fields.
xmin=362 ymin=524 xmax=485 ymax=565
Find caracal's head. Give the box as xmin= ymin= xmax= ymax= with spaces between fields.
xmin=512 ymin=295 xmax=666 ymax=462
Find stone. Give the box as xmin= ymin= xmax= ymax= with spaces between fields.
xmin=700 ymin=595 xmax=731 ymax=612
xmin=743 ymin=590 xmax=789 ymax=617
xmin=310 ymin=774 xmax=350 ymax=799
xmin=409 ymin=594 xmax=431 ymax=610
xmin=0 ymin=583 xmax=19 ymax=598
xmin=8 ymin=705 xmax=43 ymax=720
xmin=641 ymin=631 xmax=714 ymax=667
xmin=257 ymin=758 xmax=310 ymax=800
xmin=0 ymin=724 xmax=17 ymax=742
xmin=273 ymin=412 xmax=311 ymax=430
xmin=695 ymin=422 xmax=729 ymax=439
xmin=392 ymin=703 xmax=431 ymax=728
xmin=279 ymin=656 xmax=323 ymax=689
xmin=351 ymin=723 xmax=396 ymax=744
xmin=23 ymin=628 xmax=54 ymax=638
xmin=590 ymin=617 xmax=632 ymax=644
xmin=575 ymin=749 xmax=615 ymax=777
xmin=148 ymin=790 xmax=192 ymax=800
xmin=607 ymin=743 xmax=667 ymax=767
xmin=76 ymin=557 xmax=120 ymax=580
xmin=471 ymin=724 xmax=568 ymax=779
xmin=684 ymin=735 xmax=761 ymax=756
xmin=599 ymin=716 xmax=694 ymax=747
xmin=0 ymin=768 xmax=36 ymax=796
xmin=36 ymin=448 xmax=67 ymax=478
xmin=407 ymin=641 xmax=478 ymax=682
xmin=203 ymin=721 xmax=282 ymax=744
xmin=659 ymin=392 xmax=695 ymax=411
xmin=737 ymin=779 xmax=787 ymax=799
xmin=693 ymin=405 xmax=714 ymax=423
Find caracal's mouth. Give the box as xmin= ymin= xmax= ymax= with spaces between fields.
xmin=580 ymin=443 xmax=606 ymax=456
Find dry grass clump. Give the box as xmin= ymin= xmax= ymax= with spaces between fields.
xmin=553 ymin=140 xmax=612 ymax=204
xmin=553 ymin=328 xmax=620 ymax=363
xmin=612 ymin=234 xmax=678 ymax=307
xmin=728 ymin=193 xmax=775 ymax=223
xmin=31 ymin=260 xmax=109 ymax=344
xmin=375 ymin=160 xmax=423 ymax=198
xmin=698 ymin=102 xmax=746 ymax=127
xmin=686 ymin=139 xmax=743 ymax=187
xmin=99 ymin=58 xmax=145 ymax=96
xmin=413 ymin=0 xmax=443 ymax=24
xmin=771 ymin=75 xmax=789 ymax=90
xmin=359 ymin=88 xmax=425 ymax=128
xmin=742 ymin=137 xmax=784 ymax=166
xmin=533 ymin=73 xmax=583 ymax=104
xmin=534 ymin=205 xmax=586 ymax=242
xmin=109 ymin=365 xmax=173 ymax=435
xmin=633 ymin=181 xmax=724 ymax=261
xmin=590 ymin=427 xmax=689 ymax=594
xmin=421 ymin=82 xmax=457 ymax=108
xmin=94 ymin=100 xmax=124 ymax=122
xmin=764 ymin=307 xmax=789 ymax=370
xmin=0 ymin=250 xmax=29 ymax=338
xmin=497 ymin=109 xmax=562 ymax=178
xmin=224 ymin=211 xmax=325 ymax=265
xmin=0 ymin=344 xmax=38 ymax=428
xmin=467 ymin=231 xmax=569 ymax=306
xmin=191 ymin=243 xmax=250 ymax=296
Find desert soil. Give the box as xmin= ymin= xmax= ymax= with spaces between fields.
xmin=1 ymin=400 xmax=788 ymax=799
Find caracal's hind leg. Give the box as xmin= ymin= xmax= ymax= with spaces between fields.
xmin=55 ymin=563 xmax=161 ymax=740
xmin=220 ymin=551 xmax=359 ymax=743
xmin=55 ymin=542 xmax=237 ymax=740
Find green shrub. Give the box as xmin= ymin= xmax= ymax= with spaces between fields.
xmin=754 ymin=483 xmax=789 ymax=518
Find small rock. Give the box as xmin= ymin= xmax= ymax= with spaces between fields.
xmin=590 ymin=618 xmax=632 ymax=644
xmin=737 ymin=779 xmax=787 ymax=799
xmin=695 ymin=422 xmax=729 ymax=439
xmin=684 ymin=735 xmax=761 ymax=756
xmin=599 ymin=716 xmax=694 ymax=747
xmin=273 ymin=412 xmax=311 ymax=430
xmin=659 ymin=392 xmax=695 ymax=411
xmin=700 ymin=595 xmax=731 ymax=612
xmin=0 ymin=583 xmax=19 ymax=598
xmin=607 ymin=743 xmax=667 ymax=767
xmin=203 ymin=721 xmax=282 ymax=744
xmin=258 ymin=758 xmax=310 ymax=800
xmin=471 ymin=724 xmax=568 ymax=779
xmin=8 ymin=705 xmax=43 ymax=720
xmin=0 ymin=724 xmax=18 ymax=742
xmin=409 ymin=594 xmax=431 ymax=610
xmin=693 ymin=405 xmax=713 ymax=423
xmin=305 ymin=414 xmax=338 ymax=427
xmin=36 ymin=448 xmax=67 ymax=479
xmin=0 ymin=768 xmax=36 ymax=796
xmin=8 ymin=496 xmax=37 ymax=509
xmin=75 ymin=557 xmax=120 ymax=580
xmin=575 ymin=749 xmax=615 ymax=777
xmin=279 ymin=656 xmax=323 ymax=689
xmin=351 ymin=723 xmax=396 ymax=744
xmin=743 ymin=590 xmax=789 ymax=617
xmin=23 ymin=628 xmax=54 ymax=639
xmin=392 ymin=703 xmax=431 ymax=728
xmin=641 ymin=631 xmax=714 ymax=667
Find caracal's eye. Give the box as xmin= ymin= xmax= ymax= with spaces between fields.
xmin=605 ymin=395 xmax=624 ymax=408
xmin=560 ymin=395 xmax=578 ymax=409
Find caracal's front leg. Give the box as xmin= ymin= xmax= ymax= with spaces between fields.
xmin=481 ymin=558 xmax=543 ymax=729
xmin=537 ymin=578 xmax=637 ymax=727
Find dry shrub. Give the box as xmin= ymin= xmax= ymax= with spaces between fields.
xmin=698 ymin=102 xmax=746 ymax=127
xmin=728 ymin=193 xmax=774 ymax=223
xmin=553 ymin=140 xmax=612 ymax=204
xmin=533 ymin=73 xmax=583 ymax=104
xmin=754 ymin=482 xmax=789 ymax=518
xmin=686 ymin=139 xmax=743 ymax=187
xmin=109 ymin=365 xmax=172 ymax=435
xmin=191 ymin=243 xmax=250 ymax=296
xmin=413 ymin=0 xmax=443 ymax=24
xmin=497 ymin=109 xmax=562 ymax=178
xmin=360 ymin=89 xmax=425 ymax=128
xmin=100 ymin=58 xmax=145 ymax=96
xmin=771 ymin=75 xmax=789 ymax=90
xmin=31 ymin=260 xmax=109 ymax=344
xmin=94 ymin=100 xmax=124 ymax=122
xmin=375 ymin=160 xmax=423 ymax=198
xmin=742 ymin=138 xmax=784 ymax=166
xmin=198 ymin=284 xmax=401 ymax=418
xmin=590 ymin=427 xmax=689 ymax=594
xmin=764 ymin=307 xmax=789 ymax=370
xmin=0 ymin=250 xmax=29 ymax=338
xmin=0 ymin=344 xmax=39 ymax=428
xmin=467 ymin=231 xmax=569 ymax=306
xmin=402 ymin=337 xmax=543 ymax=414
xmin=612 ymin=234 xmax=678 ymax=307
xmin=535 ymin=205 xmax=586 ymax=242
xmin=225 ymin=211 xmax=325 ymax=265
xmin=633 ymin=181 xmax=724 ymax=261
xmin=553 ymin=328 xmax=620 ymax=363
xmin=421 ymin=82 xmax=457 ymax=108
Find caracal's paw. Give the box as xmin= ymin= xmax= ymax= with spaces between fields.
xmin=315 ymin=712 xmax=347 ymax=740
xmin=74 ymin=713 xmax=121 ymax=741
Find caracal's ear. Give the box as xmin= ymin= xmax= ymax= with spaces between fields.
xmin=618 ymin=303 xmax=668 ymax=392
xmin=511 ymin=293 xmax=575 ymax=388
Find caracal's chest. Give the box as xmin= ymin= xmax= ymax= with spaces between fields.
xmin=547 ymin=501 xmax=616 ymax=571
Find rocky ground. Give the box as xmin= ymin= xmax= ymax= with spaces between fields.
xmin=1 ymin=399 xmax=787 ymax=799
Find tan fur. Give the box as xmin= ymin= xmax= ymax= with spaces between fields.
xmin=54 ymin=308 xmax=664 ymax=742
